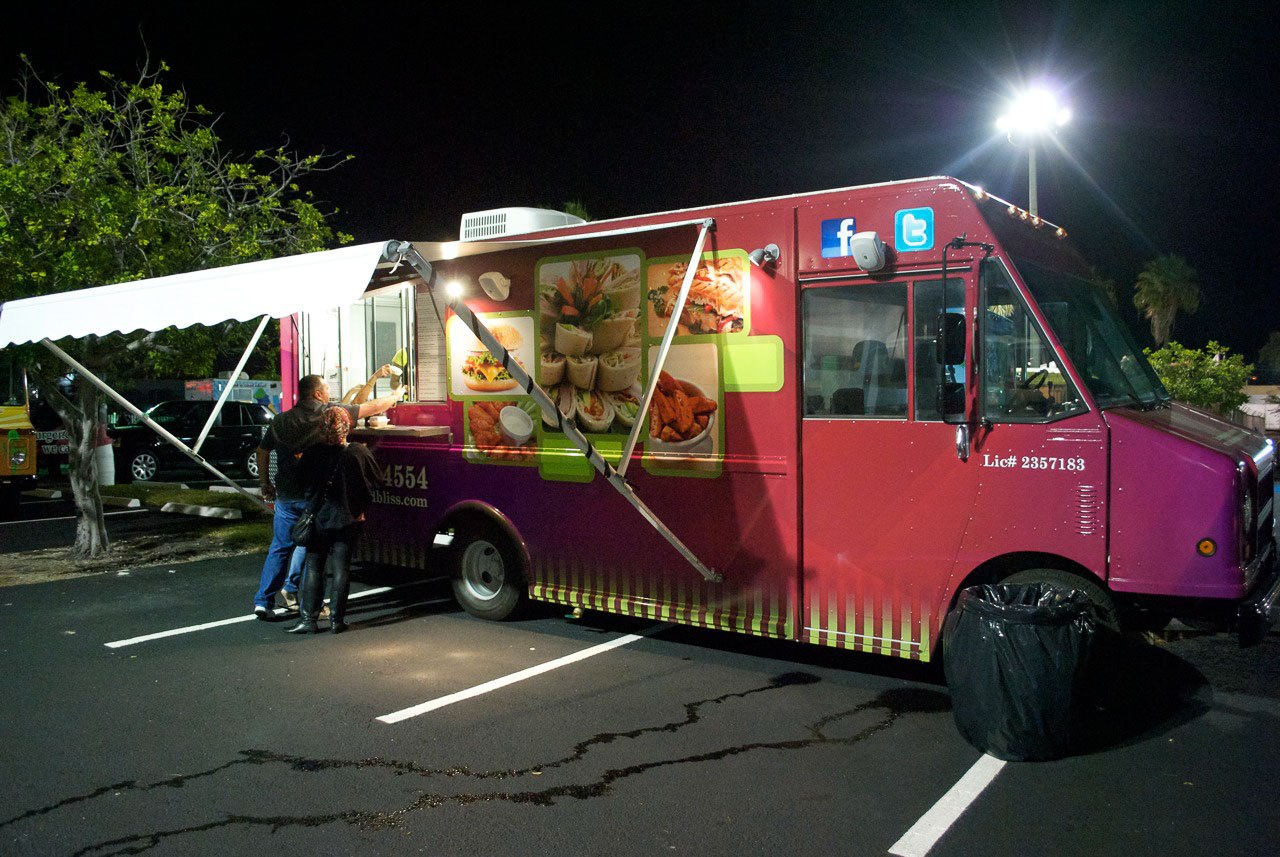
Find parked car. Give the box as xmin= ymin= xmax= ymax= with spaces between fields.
xmin=110 ymin=400 xmax=273 ymax=482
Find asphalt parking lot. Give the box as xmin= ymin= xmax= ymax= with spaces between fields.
xmin=1 ymin=548 xmax=1278 ymax=857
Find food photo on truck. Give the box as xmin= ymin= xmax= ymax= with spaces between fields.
xmin=0 ymin=176 xmax=1274 ymax=670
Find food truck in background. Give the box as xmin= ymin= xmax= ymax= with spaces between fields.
xmin=1 ymin=350 xmax=38 ymax=514
xmin=284 ymin=177 xmax=1278 ymax=658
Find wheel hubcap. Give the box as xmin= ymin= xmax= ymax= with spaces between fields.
xmin=460 ymin=539 xmax=504 ymax=602
xmin=131 ymin=454 xmax=157 ymax=480
xmin=247 ymin=455 xmax=258 ymax=477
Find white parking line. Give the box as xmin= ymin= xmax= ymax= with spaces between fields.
xmin=377 ymin=625 xmax=666 ymax=724
xmin=0 ymin=509 xmax=150 ymax=526
xmin=888 ymin=754 xmax=1007 ymax=857
xmin=104 ymin=586 xmax=399 ymax=648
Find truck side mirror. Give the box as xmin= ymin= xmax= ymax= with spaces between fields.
xmin=935 ymin=312 xmax=966 ymax=366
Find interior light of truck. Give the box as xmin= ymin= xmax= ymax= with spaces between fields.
xmin=445 ymin=280 xmax=466 ymax=300
xmin=1197 ymin=538 xmax=1217 ymax=557
xmin=1018 ymin=210 xmax=1030 ymax=222
xmin=1031 ymin=215 xmax=1043 ymax=227
xmin=1055 ymin=227 xmax=1068 ymax=239
xmin=1007 ymin=204 xmax=1018 ymax=217
xmin=973 ymin=186 xmax=988 ymax=200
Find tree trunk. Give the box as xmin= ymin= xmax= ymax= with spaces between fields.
xmin=33 ymin=355 xmax=110 ymax=560
xmin=66 ymin=380 xmax=109 ymax=560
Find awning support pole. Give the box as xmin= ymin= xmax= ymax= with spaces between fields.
xmin=194 ymin=314 xmax=271 ymax=454
xmin=40 ymin=338 xmax=271 ymax=512
xmin=616 ymin=218 xmax=714 ymax=477
xmin=387 ymin=242 xmax=721 ymax=583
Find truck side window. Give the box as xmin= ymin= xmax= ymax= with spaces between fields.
xmin=912 ymin=278 xmax=965 ymax=421
xmin=980 ymin=262 xmax=1084 ymax=423
xmin=802 ymin=284 xmax=908 ymax=418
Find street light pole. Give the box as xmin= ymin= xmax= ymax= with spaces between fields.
xmin=1028 ymin=144 xmax=1037 ymax=217
xmin=996 ymin=88 xmax=1069 ymax=217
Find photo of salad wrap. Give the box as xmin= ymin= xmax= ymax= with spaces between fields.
xmin=575 ymin=389 xmax=615 ymax=433
xmin=536 ymin=252 xmax=647 ymax=435
xmin=543 ymin=382 xmax=577 ymax=429
xmin=540 ymin=349 xmax=566 ymax=386
xmin=589 ymin=309 xmax=639 ymax=353
xmin=566 ymin=354 xmax=598 ymax=390
xmin=597 ymin=347 xmax=640 ymax=392
xmin=601 ymin=385 xmax=641 ymax=428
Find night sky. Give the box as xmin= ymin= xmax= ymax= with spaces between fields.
xmin=3 ymin=1 xmax=1276 ymax=363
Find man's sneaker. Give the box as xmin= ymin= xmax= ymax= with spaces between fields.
xmin=280 ymin=590 xmax=299 ymax=611
xmin=254 ymin=605 xmax=273 ymax=621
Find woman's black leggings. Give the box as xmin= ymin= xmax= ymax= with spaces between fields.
xmin=300 ymin=525 xmax=361 ymax=621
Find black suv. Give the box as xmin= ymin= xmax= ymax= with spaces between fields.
xmin=110 ymin=400 xmax=273 ymax=482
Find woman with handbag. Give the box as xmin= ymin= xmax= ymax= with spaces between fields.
xmin=285 ymin=407 xmax=382 ymax=635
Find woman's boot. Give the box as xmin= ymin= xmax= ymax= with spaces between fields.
xmin=329 ymin=593 xmax=349 ymax=634
xmin=290 ymin=552 xmax=325 ymax=634
xmin=285 ymin=613 xmax=318 ymax=634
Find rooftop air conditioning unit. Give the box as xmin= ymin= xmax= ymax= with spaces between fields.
xmin=459 ymin=207 xmax=586 ymax=241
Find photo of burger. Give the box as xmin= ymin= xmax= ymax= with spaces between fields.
xmin=461 ymin=323 xmax=524 ymax=392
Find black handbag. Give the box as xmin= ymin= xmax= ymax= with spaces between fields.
xmin=288 ymin=454 xmax=342 ymax=548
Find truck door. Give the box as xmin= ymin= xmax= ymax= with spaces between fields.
xmin=799 ymin=276 xmax=979 ymax=661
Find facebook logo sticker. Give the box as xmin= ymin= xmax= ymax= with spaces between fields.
xmin=895 ymin=207 xmax=934 ymax=252
xmin=820 ymin=217 xmax=857 ymax=258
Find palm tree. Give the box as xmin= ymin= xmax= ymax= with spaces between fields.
xmin=1133 ymin=255 xmax=1200 ymax=345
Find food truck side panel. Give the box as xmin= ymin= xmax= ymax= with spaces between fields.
xmin=359 ymin=210 xmax=804 ymax=641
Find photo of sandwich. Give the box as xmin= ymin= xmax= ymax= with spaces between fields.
xmin=461 ymin=323 xmax=524 ymax=392
xmin=448 ymin=315 xmax=534 ymax=399
xmin=646 ymin=254 xmax=748 ymax=337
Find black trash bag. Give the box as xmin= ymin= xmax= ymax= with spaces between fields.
xmin=943 ymin=582 xmax=1097 ymax=762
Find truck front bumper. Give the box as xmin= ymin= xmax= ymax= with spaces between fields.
xmin=1238 ymin=539 xmax=1279 ymax=647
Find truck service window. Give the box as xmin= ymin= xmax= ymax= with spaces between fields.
xmin=299 ymin=284 xmax=443 ymax=403
xmin=979 ymin=261 xmax=1084 ymax=423
xmin=803 ymin=284 xmax=908 ymax=418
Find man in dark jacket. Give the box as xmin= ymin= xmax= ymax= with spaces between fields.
xmin=251 ymin=374 xmax=397 ymax=618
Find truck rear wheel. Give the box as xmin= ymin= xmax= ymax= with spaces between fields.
xmin=449 ymin=520 xmax=525 ymax=621
xmin=1003 ymin=568 xmax=1121 ymax=633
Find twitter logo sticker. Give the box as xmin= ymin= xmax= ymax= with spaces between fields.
xmin=895 ymin=207 xmax=934 ymax=252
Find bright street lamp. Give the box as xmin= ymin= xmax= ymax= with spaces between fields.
xmin=996 ymin=88 xmax=1071 ymax=217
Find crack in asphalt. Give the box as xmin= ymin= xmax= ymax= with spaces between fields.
xmin=2 ymin=676 xmax=949 ymax=856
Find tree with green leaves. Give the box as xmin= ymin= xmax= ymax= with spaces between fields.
xmin=1132 ymin=254 xmax=1200 ymax=345
xmin=0 ymin=57 xmax=350 ymax=558
xmin=1144 ymin=340 xmax=1253 ymax=414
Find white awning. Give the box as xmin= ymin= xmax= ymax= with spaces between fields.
xmin=0 ymin=217 xmax=710 ymax=348
xmin=0 ymin=241 xmax=395 ymax=347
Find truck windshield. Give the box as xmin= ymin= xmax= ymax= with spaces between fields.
xmin=1011 ymin=257 xmax=1169 ymax=409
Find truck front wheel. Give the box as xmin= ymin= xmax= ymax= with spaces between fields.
xmin=448 ymin=520 xmax=525 ymax=621
xmin=1003 ymin=568 xmax=1121 ymax=633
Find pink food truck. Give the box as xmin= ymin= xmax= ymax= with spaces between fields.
xmin=284 ymin=176 xmax=1277 ymax=659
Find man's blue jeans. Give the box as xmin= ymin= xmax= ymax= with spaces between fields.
xmin=254 ymin=498 xmax=310 ymax=610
